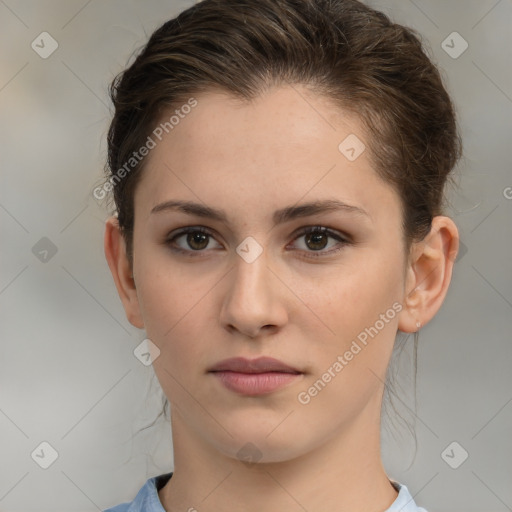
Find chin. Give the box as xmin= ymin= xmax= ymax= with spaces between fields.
xmin=212 ymin=428 xmax=309 ymax=466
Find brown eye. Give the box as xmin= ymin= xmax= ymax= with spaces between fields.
xmin=186 ymin=231 xmax=209 ymax=250
xmin=165 ymin=227 xmax=222 ymax=255
xmin=291 ymin=226 xmax=352 ymax=259
xmin=304 ymin=231 xmax=329 ymax=251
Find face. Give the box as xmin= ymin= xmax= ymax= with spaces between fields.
xmin=124 ymin=85 xmax=412 ymax=462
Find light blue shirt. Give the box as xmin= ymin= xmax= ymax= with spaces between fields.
xmin=103 ymin=473 xmax=428 ymax=511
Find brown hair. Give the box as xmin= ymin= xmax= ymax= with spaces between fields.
xmin=105 ymin=0 xmax=462 ymax=267
xmin=102 ymin=0 xmax=462 ymax=451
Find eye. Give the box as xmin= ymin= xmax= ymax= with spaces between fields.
xmin=289 ymin=226 xmax=352 ymax=258
xmin=165 ymin=225 xmax=352 ymax=259
xmin=165 ymin=227 xmax=222 ymax=256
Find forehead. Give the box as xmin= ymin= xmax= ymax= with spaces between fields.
xmin=134 ymin=85 xmax=401 ymax=226
xmin=153 ymin=86 xmax=361 ymax=160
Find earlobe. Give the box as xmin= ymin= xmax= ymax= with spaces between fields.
xmin=397 ymin=216 xmax=459 ymax=333
xmin=104 ymin=216 xmax=145 ymax=329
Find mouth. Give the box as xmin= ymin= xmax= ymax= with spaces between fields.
xmin=208 ymin=356 xmax=303 ymax=395
xmin=208 ymin=356 xmax=302 ymax=374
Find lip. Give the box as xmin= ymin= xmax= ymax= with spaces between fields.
xmin=208 ymin=356 xmax=301 ymax=374
xmin=208 ymin=357 xmax=303 ymax=396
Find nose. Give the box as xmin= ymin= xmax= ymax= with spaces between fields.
xmin=219 ymin=247 xmax=288 ymax=339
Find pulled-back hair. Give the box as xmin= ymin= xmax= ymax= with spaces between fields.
xmin=103 ymin=0 xmax=463 ymax=452
xmin=105 ymin=0 xmax=462 ymax=266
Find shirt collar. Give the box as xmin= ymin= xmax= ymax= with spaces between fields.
xmin=127 ymin=473 xmax=426 ymax=512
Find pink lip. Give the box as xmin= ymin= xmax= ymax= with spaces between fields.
xmin=208 ymin=357 xmax=303 ymax=396
xmin=208 ymin=356 xmax=301 ymax=374
xmin=212 ymin=371 xmax=302 ymax=395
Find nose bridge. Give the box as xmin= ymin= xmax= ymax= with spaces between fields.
xmin=220 ymin=243 xmax=286 ymax=337
xmin=232 ymin=245 xmax=268 ymax=297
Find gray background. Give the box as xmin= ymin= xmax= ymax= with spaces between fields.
xmin=0 ymin=1 xmax=511 ymax=511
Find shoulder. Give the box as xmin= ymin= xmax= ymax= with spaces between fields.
xmin=388 ymin=481 xmax=428 ymax=512
xmin=103 ymin=473 xmax=173 ymax=512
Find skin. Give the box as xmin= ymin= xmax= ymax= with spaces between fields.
xmin=104 ymin=85 xmax=459 ymax=512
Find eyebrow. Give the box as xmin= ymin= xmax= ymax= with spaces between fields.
xmin=150 ymin=199 xmax=370 ymax=226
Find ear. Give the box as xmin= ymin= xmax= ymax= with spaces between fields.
xmin=104 ymin=216 xmax=145 ymax=329
xmin=397 ymin=216 xmax=459 ymax=333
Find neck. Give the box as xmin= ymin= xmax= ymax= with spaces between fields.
xmin=158 ymin=393 xmax=397 ymax=512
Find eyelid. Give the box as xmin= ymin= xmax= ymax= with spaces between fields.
xmin=287 ymin=225 xmax=352 ymax=259
xmin=291 ymin=225 xmax=352 ymax=243
xmin=164 ymin=224 xmax=352 ymax=257
xmin=165 ymin=226 xmax=223 ymax=252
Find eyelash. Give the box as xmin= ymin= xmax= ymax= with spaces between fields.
xmin=164 ymin=225 xmax=352 ymax=260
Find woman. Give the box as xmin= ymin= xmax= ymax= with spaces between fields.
xmin=101 ymin=0 xmax=461 ymax=510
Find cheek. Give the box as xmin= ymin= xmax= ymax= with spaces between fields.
xmin=136 ymin=266 xmax=210 ymax=403
xmin=312 ymin=253 xmax=403 ymax=336
xmin=134 ymin=253 xmax=215 ymax=366
xmin=296 ymin=278 xmax=401 ymax=418
xmin=300 ymin=251 xmax=404 ymax=396
xmin=135 ymin=259 xmax=186 ymax=339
